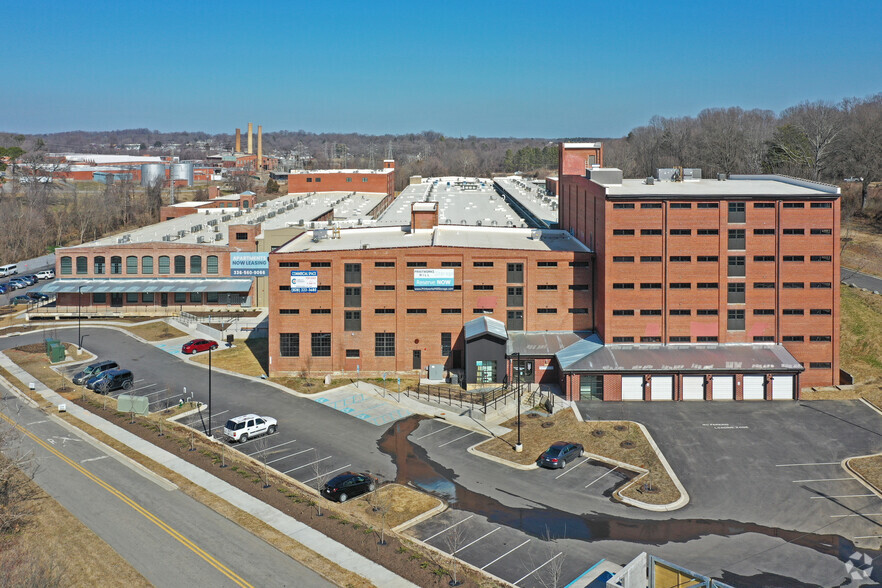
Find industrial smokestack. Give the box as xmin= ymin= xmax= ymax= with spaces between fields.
xmin=247 ymin=122 xmax=253 ymax=154
xmin=257 ymin=125 xmax=263 ymax=171
xmin=235 ymin=128 xmax=241 ymax=152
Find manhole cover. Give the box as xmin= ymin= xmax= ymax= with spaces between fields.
xmin=614 ymin=425 xmax=627 ymax=432
xmin=620 ymin=440 xmax=635 ymax=449
xmin=591 ymin=429 xmax=605 ymax=438
xmin=540 ymin=422 xmax=555 ymax=429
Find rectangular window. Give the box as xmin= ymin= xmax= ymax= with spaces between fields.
xmin=641 ymin=256 xmax=662 ymax=262
xmin=669 ymin=309 xmax=691 ymax=316
xmin=783 ymin=255 xmax=805 ymax=262
xmin=537 ymin=308 xmax=557 ymax=314
xmin=126 ymin=293 xmax=139 ymax=304
xmin=374 ymin=261 xmax=395 ymax=268
xmin=783 ymin=202 xmax=805 ymax=208
xmin=811 ymin=228 xmax=832 ymax=235
xmin=311 ymin=261 xmax=331 ymax=268
xmin=343 ymin=286 xmax=361 ymax=307
xmin=640 ymin=309 xmax=662 ymax=316
xmin=344 ymin=263 xmax=361 ymax=284
xmin=641 ymin=202 xmax=663 ymax=209
xmin=613 ymin=309 xmax=635 ymax=316
xmin=754 ymin=228 xmax=775 ymax=235
xmin=783 ymin=335 xmax=804 ymax=342
xmin=810 ymin=362 xmax=832 ymax=369
xmin=406 ymin=261 xmax=427 ymax=268
xmin=697 ymin=336 xmax=719 ymax=342
xmin=280 ymin=333 xmax=299 ymax=357
xmin=91 ymin=292 xmax=106 ymax=303
xmin=306 ymin=177 xmax=312 ymax=183
xmin=670 ymin=256 xmax=691 ymax=262
xmin=473 ymin=309 xmax=494 ymax=314
xmin=669 ymin=282 xmax=692 ymax=289
xmin=346 ymin=349 xmax=360 ymax=358
xmin=441 ymin=333 xmax=452 ymax=356
xmin=473 ymin=261 xmax=494 ymax=267
xmin=507 ymin=310 xmax=524 ymax=330
xmin=670 ymin=229 xmax=692 ymax=235
xmin=279 ymin=261 xmax=299 ymax=268
xmin=811 ymin=202 xmax=833 ymax=208
xmin=754 ymin=255 xmax=775 ymax=262
xmin=641 ymin=229 xmax=663 ymax=236
xmin=375 ymin=308 xmax=396 ymax=315
xmin=235 ymin=232 xmax=248 ymax=240
xmin=810 ymin=335 xmax=832 ymax=342
xmin=279 ymin=285 xmax=290 ymax=291
xmin=311 ymin=308 xmax=331 ymax=314
xmin=753 ymin=309 xmax=775 ymax=315
xmin=613 ymin=256 xmax=635 ymax=263
xmin=697 ymin=202 xmax=719 ymax=209
xmin=697 ymin=229 xmax=719 ymax=235
xmin=670 ymin=203 xmax=692 ymax=209
xmin=728 ymin=256 xmax=745 ymax=277
xmin=783 ymin=308 xmax=804 ymax=315
xmin=697 ymin=256 xmax=718 ymax=262
xmin=754 ymin=202 xmax=775 ymax=208
xmin=783 ymin=228 xmax=805 ymax=235
xmin=697 ymin=309 xmax=718 ymax=316
xmin=190 ymin=292 xmax=202 ymax=303
xmin=569 ymin=284 xmax=590 ymax=291
xmin=640 ymin=336 xmax=662 ymax=343
xmin=317 ymin=285 xmax=331 ymax=291
xmin=811 ymin=282 xmax=832 ymax=289
xmin=754 ymin=335 xmax=774 ymax=342
xmin=613 ymin=283 xmax=635 ymax=289
xmin=727 ymin=309 xmax=745 ymax=330
xmin=311 ymin=333 xmax=331 ymax=357
xmin=537 ymin=284 xmax=557 ymax=290
xmin=537 ymin=261 xmax=558 ymax=267
xmin=728 ymin=229 xmax=746 ymax=250
xmin=375 ymin=284 xmax=395 ymax=291
xmin=640 ymin=283 xmax=661 ymax=289
xmin=613 ymin=229 xmax=634 ymax=236
xmin=728 ymin=282 xmax=745 ymax=303
xmin=76 ymin=256 xmax=88 ymax=275
xmin=140 ymin=292 xmax=153 ymax=303
xmin=728 ymin=202 xmax=746 ymax=223
xmin=441 ymin=308 xmax=461 ymax=314
xmin=407 ymin=308 xmax=427 ymax=314
xmin=344 ymin=310 xmax=361 ymax=331
xmin=810 ymin=308 xmax=832 ymax=315
xmin=174 ymin=292 xmax=186 ymax=304
xmin=612 ymin=336 xmax=634 ymax=343
xmin=697 ymin=282 xmax=719 ymax=289
xmin=613 ymin=203 xmax=635 ymax=209
xmin=783 ymin=282 xmax=804 ymax=289
xmin=670 ymin=336 xmax=691 ymax=342
xmin=811 ymin=255 xmax=832 ymax=262
xmin=279 ymin=309 xmax=299 ymax=315
xmin=753 ymin=282 xmax=775 ymax=289
xmin=507 ymin=286 xmax=523 ymax=306
xmin=473 ymin=285 xmax=493 ymax=291
xmin=441 ymin=261 xmax=461 ymax=267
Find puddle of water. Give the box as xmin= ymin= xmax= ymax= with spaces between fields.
xmin=379 ymin=415 xmax=882 ymax=584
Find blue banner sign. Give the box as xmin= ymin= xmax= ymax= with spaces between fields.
xmin=230 ymin=252 xmax=269 ymax=277
xmin=290 ymin=271 xmax=318 ymax=293
xmin=414 ymin=268 xmax=454 ymax=291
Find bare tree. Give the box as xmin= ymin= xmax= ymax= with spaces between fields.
xmin=837 ymin=94 xmax=882 ymax=210
xmin=310 ymin=449 xmax=331 ymax=516
xmin=367 ymin=481 xmax=390 ymax=546
xmin=780 ymin=100 xmax=844 ymax=181
xmin=251 ymin=435 xmax=271 ymax=488
xmin=444 ymin=522 xmax=467 ymax=587
xmin=525 ymin=526 xmax=566 ymax=588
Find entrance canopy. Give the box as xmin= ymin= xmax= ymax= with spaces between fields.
xmin=509 ymin=331 xmax=598 ymax=357
xmin=39 ymin=278 xmax=253 ymax=294
xmin=464 ymin=316 xmax=507 ymax=341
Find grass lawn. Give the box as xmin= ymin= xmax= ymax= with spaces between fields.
xmin=344 ymin=483 xmax=443 ymax=530
xmin=269 ymin=374 xmax=421 ymax=395
xmin=124 ymin=321 xmax=186 ymax=341
xmin=192 ymin=338 xmax=268 ymax=376
xmin=475 ymin=410 xmax=680 ymax=505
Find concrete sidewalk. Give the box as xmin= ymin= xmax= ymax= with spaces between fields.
xmin=0 ymin=352 xmax=416 ymax=588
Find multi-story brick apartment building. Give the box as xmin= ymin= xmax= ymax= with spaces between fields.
xmin=558 ymin=164 xmax=841 ymax=399
xmin=267 ymin=203 xmax=593 ymax=385
xmin=287 ymin=160 xmax=395 ymax=198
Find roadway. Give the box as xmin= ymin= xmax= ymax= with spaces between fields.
xmin=842 ymin=267 xmax=882 ymax=292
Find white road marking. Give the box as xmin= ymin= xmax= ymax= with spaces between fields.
xmin=438 ymin=431 xmax=476 ymax=448
xmin=555 ymin=457 xmax=590 ymax=479
xmin=423 ymin=515 xmax=475 ymax=542
xmin=776 ymin=462 xmax=841 ymax=467
xmin=414 ymin=424 xmax=453 ymax=440
xmin=26 ymin=420 xmax=48 ymax=426
xmin=514 ymin=552 xmax=563 ymax=585
xmin=301 ymin=464 xmax=352 ymax=485
xmin=793 ymin=478 xmax=855 ymax=483
xmin=585 ymin=467 xmax=618 ymax=488
xmin=234 ymin=431 xmax=278 ymax=446
xmin=854 ymin=535 xmax=882 ymax=539
xmin=248 ymin=438 xmax=297 ymax=454
xmin=810 ymin=494 xmax=875 ymax=499
xmin=267 ymin=448 xmax=312 ymax=464
xmin=480 ymin=539 xmax=530 ymax=569
xmin=831 ymin=513 xmax=882 ymax=518
xmin=454 ymin=528 xmax=499 ymax=554
xmin=80 ymin=455 xmax=108 ymax=464
xmin=283 ymin=455 xmax=332 ymax=474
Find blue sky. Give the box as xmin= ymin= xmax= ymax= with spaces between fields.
xmin=3 ymin=0 xmax=881 ymax=138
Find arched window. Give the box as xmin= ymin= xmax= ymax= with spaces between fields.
xmin=243 ymin=200 xmax=250 ymax=209
xmin=206 ymin=255 xmax=219 ymax=275
xmin=76 ymin=256 xmax=88 ymax=275
xmin=94 ymin=256 xmax=105 ymax=274
xmin=60 ymin=256 xmax=72 ymax=275
xmin=174 ymin=255 xmax=186 ymax=274
xmin=158 ymin=256 xmax=170 ymax=274
xmin=190 ymin=255 xmax=202 ymax=274
xmin=110 ymin=256 xmax=122 ymax=274
xmin=141 ymin=256 xmax=153 ymax=274
xmin=126 ymin=256 xmax=138 ymax=274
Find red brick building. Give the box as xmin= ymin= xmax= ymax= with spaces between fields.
xmin=558 ymin=164 xmax=841 ymax=399
xmin=287 ymin=161 xmax=395 ymax=197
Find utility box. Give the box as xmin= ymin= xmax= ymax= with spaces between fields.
xmin=45 ymin=338 xmax=59 ymax=355
xmin=47 ymin=342 xmax=65 ymax=363
xmin=427 ymin=364 xmax=444 ymax=381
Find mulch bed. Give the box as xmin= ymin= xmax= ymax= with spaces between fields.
xmin=65 ymin=396 xmax=495 ymax=588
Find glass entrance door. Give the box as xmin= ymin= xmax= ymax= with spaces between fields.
xmin=476 ymin=360 xmax=497 ymax=384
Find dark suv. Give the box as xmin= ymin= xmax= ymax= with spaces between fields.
xmin=73 ymin=360 xmax=119 ymax=385
xmin=537 ymin=441 xmax=584 ymax=470
xmin=91 ymin=369 xmax=134 ymax=394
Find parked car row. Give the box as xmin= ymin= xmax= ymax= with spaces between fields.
xmin=72 ymin=360 xmax=133 ymax=394
xmin=9 ymin=291 xmax=50 ymax=304
xmin=1 ymin=269 xmax=54 ymax=297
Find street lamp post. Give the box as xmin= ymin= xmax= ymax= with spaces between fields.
xmin=207 ymin=346 xmax=213 ymax=438
xmin=77 ymin=285 xmax=83 ymax=351
xmin=514 ymin=352 xmax=523 ymax=453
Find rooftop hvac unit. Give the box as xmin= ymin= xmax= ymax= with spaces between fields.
xmin=357 ymin=218 xmax=362 ymax=225
xmin=313 ymin=228 xmax=328 ymax=240
xmin=190 ymin=224 xmax=202 ymax=233
xmin=196 ymin=236 xmax=206 ymax=243
xmin=530 ymin=229 xmax=541 ymax=240
xmin=256 ymin=215 xmax=266 ymax=222
xmin=221 ymin=215 xmax=231 ymax=222
xmin=286 ymin=203 xmax=293 ymax=210
xmin=234 ymin=211 xmax=243 ymax=217
xmin=645 ymin=177 xmax=655 ymax=185
xmin=162 ymin=235 xmax=172 ymax=242
xmin=267 ymin=211 xmax=276 ymax=218
xmin=177 ymin=230 xmax=187 ymax=238
xmin=476 ymin=220 xmax=482 ymax=226
xmin=214 ymin=233 xmax=223 ymax=241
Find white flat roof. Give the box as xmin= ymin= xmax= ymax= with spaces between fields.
xmin=494 ymin=176 xmax=557 ymax=227
xmin=562 ymin=142 xmax=601 ymax=149
xmin=603 ymin=175 xmax=840 ymax=197
xmin=275 ymin=225 xmax=591 ymax=254
xmin=288 ymin=168 xmax=394 ymax=175
xmin=54 ymin=154 xmax=164 ymax=164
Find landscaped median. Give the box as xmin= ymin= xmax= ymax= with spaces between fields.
xmin=844 ymin=454 xmax=882 ymax=500
xmin=470 ymin=409 xmax=689 ymax=511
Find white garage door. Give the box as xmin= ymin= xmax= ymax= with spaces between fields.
xmin=772 ymin=375 xmax=794 ymax=400
xmin=712 ymin=375 xmax=735 ymax=400
xmin=650 ymin=376 xmax=673 ymax=401
xmin=621 ymin=376 xmax=644 ymax=401
xmin=682 ymin=376 xmax=704 ymax=401
xmin=743 ymin=375 xmax=765 ymax=400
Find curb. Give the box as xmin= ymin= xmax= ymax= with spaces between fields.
xmin=467 ymin=441 xmax=538 ymax=470
xmin=620 ymin=422 xmax=690 ymax=512
xmin=391 ymin=492 xmax=448 ymax=533
xmin=843 ymin=454 xmax=882 ymax=502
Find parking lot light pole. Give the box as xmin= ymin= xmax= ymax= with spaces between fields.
xmin=514 ymin=352 xmax=523 ymax=453
xmin=77 ymin=285 xmax=84 ymax=350
xmin=207 ymin=347 xmax=213 ymax=438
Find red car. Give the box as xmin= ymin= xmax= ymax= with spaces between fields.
xmin=181 ymin=339 xmax=219 ymax=354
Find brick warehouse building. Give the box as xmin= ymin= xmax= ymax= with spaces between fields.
xmin=267 ymin=203 xmax=593 ymax=384
xmin=287 ymin=160 xmax=396 ymax=198
xmin=558 ymin=164 xmax=841 ymax=399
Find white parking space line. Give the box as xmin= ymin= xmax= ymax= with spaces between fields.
xmin=555 ymin=458 xmax=590 ymax=479
xmin=793 ymin=478 xmax=855 ymax=483
xmin=585 ymin=467 xmax=618 ymax=488
xmin=266 ymin=448 xmax=312 ymax=464
xmin=302 ymin=464 xmax=352 ymax=485
xmin=423 ymin=514 xmax=475 ymax=542
xmin=514 ymin=552 xmax=563 ymax=585
xmin=131 ymin=383 xmax=158 ymax=393
xmin=454 ymin=528 xmax=499 ymax=554
xmin=810 ymin=494 xmax=875 ymax=499
xmin=80 ymin=455 xmax=108 ymax=464
xmin=855 ymin=535 xmax=882 ymax=539
xmin=235 ymin=432 xmax=278 ymax=447
xmin=776 ymin=462 xmax=841 ymax=467
xmin=438 ymin=431 xmax=476 ymax=448
xmin=831 ymin=513 xmax=882 ymax=518
xmin=414 ymin=424 xmax=453 ymax=440
xmin=480 ymin=539 xmax=530 ymax=569
xmin=247 ymin=438 xmax=297 ymax=454
xmin=283 ymin=455 xmax=332 ymax=474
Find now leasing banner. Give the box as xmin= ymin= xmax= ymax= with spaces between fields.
xmin=290 ymin=271 xmax=318 ymax=293
xmin=230 ymin=252 xmax=269 ymax=277
xmin=413 ymin=268 xmax=454 ymax=291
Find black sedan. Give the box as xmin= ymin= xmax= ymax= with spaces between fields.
xmin=27 ymin=291 xmax=49 ymax=301
xmin=537 ymin=441 xmax=584 ymax=469
xmin=321 ymin=472 xmax=376 ymax=503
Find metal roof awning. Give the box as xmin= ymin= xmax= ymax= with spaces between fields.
xmin=39 ymin=278 xmax=254 ymax=294
xmin=559 ymin=343 xmax=804 ymax=374
xmin=507 ymin=331 xmax=598 ymax=357
xmin=464 ymin=316 xmax=507 ymax=341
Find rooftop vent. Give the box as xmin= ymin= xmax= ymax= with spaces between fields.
xmin=190 ymin=224 xmax=202 ymax=233
xmin=196 ymin=236 xmax=206 ymax=243
xmin=214 ymin=233 xmax=223 ymax=241
xmin=645 ymin=177 xmax=655 ymax=185
xmin=221 ymin=215 xmax=231 ymax=222
xmin=234 ymin=211 xmax=243 ymax=217
xmin=717 ymin=173 xmax=727 ymax=181
xmin=162 ymin=235 xmax=172 ymax=242
xmin=530 ymin=229 xmax=541 ymax=240
xmin=177 ymin=230 xmax=187 ymax=238
xmin=207 ymin=219 xmax=218 ymax=226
